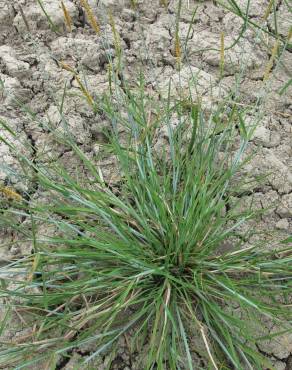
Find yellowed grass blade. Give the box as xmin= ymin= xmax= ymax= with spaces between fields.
xmin=59 ymin=61 xmax=76 ymax=74
xmin=175 ymin=34 xmax=181 ymax=69
xmin=263 ymin=0 xmax=274 ymax=21
xmin=263 ymin=39 xmax=279 ymax=81
xmin=0 ymin=186 xmax=22 ymax=201
xmin=28 ymin=254 xmax=41 ymax=282
xmin=288 ymin=26 xmax=292 ymax=41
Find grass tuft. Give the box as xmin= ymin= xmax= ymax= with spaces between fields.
xmin=0 ymin=81 xmax=291 ymax=369
xmin=0 ymin=0 xmax=291 ymax=368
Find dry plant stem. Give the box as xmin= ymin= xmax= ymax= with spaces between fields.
xmin=263 ymin=0 xmax=274 ymax=21
xmin=74 ymin=75 xmax=95 ymax=107
xmin=220 ymin=31 xmax=225 ymax=78
xmin=79 ymin=0 xmax=100 ymax=34
xmin=108 ymin=11 xmax=122 ymax=72
xmin=59 ymin=61 xmax=95 ymax=107
xmin=263 ymin=39 xmax=280 ymax=81
xmin=175 ymin=35 xmax=181 ymax=68
xmin=200 ymin=326 xmax=218 ymax=370
xmin=18 ymin=5 xmax=30 ymax=31
xmin=61 ymin=1 xmax=72 ymax=32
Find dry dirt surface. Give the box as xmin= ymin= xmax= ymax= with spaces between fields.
xmin=0 ymin=0 xmax=291 ymax=369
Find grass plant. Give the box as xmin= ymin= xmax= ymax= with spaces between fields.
xmin=0 ymin=0 xmax=291 ymax=369
xmin=0 ymin=79 xmax=291 ymax=369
